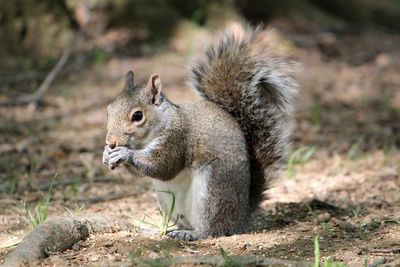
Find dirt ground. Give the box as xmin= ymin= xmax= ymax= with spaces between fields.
xmin=0 ymin=19 xmax=399 ymax=266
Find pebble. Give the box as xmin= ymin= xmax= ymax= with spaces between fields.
xmin=114 ymin=254 xmax=122 ymax=261
xmin=331 ymin=218 xmax=358 ymax=231
xmin=299 ymin=226 xmax=311 ymax=232
xmin=316 ymin=212 xmax=331 ymax=224
xmin=123 ymin=232 xmax=132 ymax=237
xmin=184 ymin=247 xmax=199 ymax=254
xmin=89 ymin=255 xmax=98 ymax=262
xmin=241 ymin=242 xmax=251 ymax=251
xmin=107 ymin=246 xmax=118 ymax=254
xmin=104 ymin=241 xmax=114 ymax=247
xmin=72 ymin=243 xmax=80 ymax=251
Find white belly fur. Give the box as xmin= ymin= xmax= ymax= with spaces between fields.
xmin=151 ymin=166 xmax=210 ymax=229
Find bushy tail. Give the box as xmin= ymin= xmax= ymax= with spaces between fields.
xmin=189 ymin=23 xmax=298 ymax=211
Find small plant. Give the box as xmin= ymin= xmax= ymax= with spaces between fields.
xmin=93 ymin=47 xmax=108 ymax=65
xmin=191 ymin=7 xmax=204 ymax=25
xmin=140 ymin=258 xmax=167 ymax=267
xmin=384 ymin=218 xmax=400 ymax=225
xmin=383 ymin=142 xmax=397 ymax=164
xmin=64 ymin=204 xmax=85 ymax=216
xmin=6 ymin=165 xmax=18 ymax=194
xmin=347 ymin=137 xmax=365 ymax=159
xmin=314 ymin=236 xmax=346 ymax=267
xmin=67 ymin=178 xmax=80 ymax=199
xmin=130 ymin=248 xmax=173 ymax=267
xmin=140 ymin=191 xmax=178 ymax=236
xmin=323 ymin=257 xmax=346 ymax=267
xmin=24 ymin=175 xmax=56 ymax=228
xmin=314 ymin=236 xmax=320 ymax=267
xmin=220 ymin=246 xmax=242 ymax=267
xmin=306 ymin=203 xmax=315 ymax=216
xmin=311 ymin=103 xmax=322 ymax=126
xmin=287 ymin=146 xmax=316 ymax=176
xmin=27 ymin=154 xmax=37 ymax=188
xmin=351 ymin=206 xmax=362 ymax=217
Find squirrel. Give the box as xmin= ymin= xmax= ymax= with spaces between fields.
xmin=102 ymin=23 xmax=298 ymax=241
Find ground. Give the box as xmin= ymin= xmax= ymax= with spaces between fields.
xmin=0 ymin=20 xmax=399 ymax=266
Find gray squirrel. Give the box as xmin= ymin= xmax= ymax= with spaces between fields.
xmin=102 ymin=23 xmax=298 ymax=241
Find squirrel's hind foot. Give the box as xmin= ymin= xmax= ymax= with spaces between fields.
xmin=167 ymin=230 xmax=197 ymax=241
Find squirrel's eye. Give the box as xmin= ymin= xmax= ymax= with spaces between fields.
xmin=131 ymin=111 xmax=143 ymax=122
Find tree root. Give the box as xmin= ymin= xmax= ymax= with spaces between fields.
xmin=3 ymin=215 xmax=136 ymax=266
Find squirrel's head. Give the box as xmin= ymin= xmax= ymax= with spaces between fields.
xmin=106 ymin=70 xmax=166 ymax=149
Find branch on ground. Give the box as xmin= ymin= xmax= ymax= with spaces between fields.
xmin=3 ymin=215 xmax=137 ymax=266
xmin=0 ymin=45 xmax=73 ymax=107
xmin=76 ymin=191 xmax=139 ymax=204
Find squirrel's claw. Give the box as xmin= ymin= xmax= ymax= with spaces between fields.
xmin=102 ymin=149 xmax=110 ymax=165
xmin=105 ymin=145 xmax=113 ymax=153
xmin=107 ymin=146 xmax=133 ymax=170
xmin=167 ymin=230 xmax=196 ymax=241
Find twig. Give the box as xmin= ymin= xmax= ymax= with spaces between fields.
xmin=0 ymin=0 xmax=90 ymax=107
xmin=0 ymin=176 xmax=125 ymax=194
xmin=76 ymin=191 xmax=139 ymax=204
xmin=33 ymin=176 xmax=123 ymax=191
xmin=368 ymin=248 xmax=400 ymax=255
xmin=0 ymin=0 xmax=89 ymax=107
xmin=0 ymin=44 xmax=73 ymax=107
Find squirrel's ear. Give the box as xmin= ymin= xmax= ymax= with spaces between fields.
xmin=125 ymin=70 xmax=135 ymax=90
xmin=146 ymin=74 xmax=162 ymax=105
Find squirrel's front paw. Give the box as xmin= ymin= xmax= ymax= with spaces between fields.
xmin=108 ymin=146 xmax=134 ymax=170
xmin=167 ymin=230 xmax=197 ymax=241
xmin=102 ymin=145 xmax=111 ymax=166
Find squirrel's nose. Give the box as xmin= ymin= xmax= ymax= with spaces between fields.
xmin=106 ymin=134 xmax=117 ymax=149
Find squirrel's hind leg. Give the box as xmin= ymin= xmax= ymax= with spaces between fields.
xmin=189 ymin=163 xmax=251 ymax=239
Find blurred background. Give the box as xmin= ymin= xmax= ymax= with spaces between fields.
xmin=1 ymin=0 xmax=400 ymax=94
xmin=0 ymin=0 xmax=399 ymax=265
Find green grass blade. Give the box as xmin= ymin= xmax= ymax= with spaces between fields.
xmin=314 ymin=235 xmax=320 ymax=267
